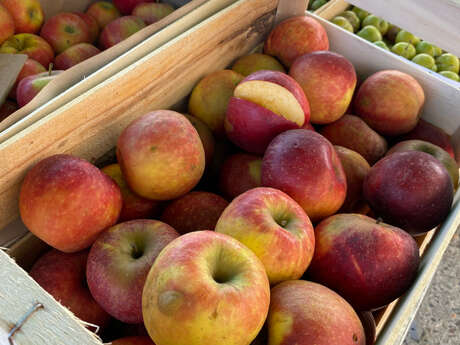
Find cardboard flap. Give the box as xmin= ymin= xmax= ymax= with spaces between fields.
xmin=0 ymin=54 xmax=27 ymax=105
xmin=275 ymin=0 xmax=308 ymax=24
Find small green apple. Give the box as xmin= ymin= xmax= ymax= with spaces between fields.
xmin=352 ymin=6 xmax=369 ymax=21
xmin=357 ymin=25 xmax=382 ymax=43
xmin=362 ymin=15 xmax=389 ymax=35
xmin=433 ymin=45 xmax=443 ymax=57
xmin=412 ymin=54 xmax=436 ymax=70
xmin=386 ymin=24 xmax=400 ymax=42
xmin=439 ymin=71 xmax=459 ymax=81
xmin=339 ymin=10 xmax=360 ymax=32
xmin=395 ymin=30 xmax=420 ymax=45
xmin=435 ymin=53 xmax=459 ymax=73
xmin=331 ymin=16 xmax=354 ymax=32
xmin=374 ymin=40 xmax=390 ymax=50
xmin=310 ymin=0 xmax=327 ymax=11
xmin=391 ymin=42 xmax=416 ymax=59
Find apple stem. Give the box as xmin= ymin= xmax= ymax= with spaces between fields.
xmin=48 ymin=63 xmax=53 ymax=76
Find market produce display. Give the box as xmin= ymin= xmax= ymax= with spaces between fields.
xmin=330 ymin=5 xmax=460 ymax=82
xmin=15 ymin=12 xmax=458 ymax=345
xmin=0 ymin=0 xmax=176 ymax=117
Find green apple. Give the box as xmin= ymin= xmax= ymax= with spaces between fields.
xmin=433 ymin=45 xmax=443 ymax=57
xmin=331 ymin=16 xmax=353 ymax=32
xmin=391 ymin=42 xmax=416 ymax=59
xmin=357 ymin=25 xmax=382 ymax=42
xmin=310 ymin=0 xmax=327 ymax=11
xmin=439 ymin=71 xmax=459 ymax=81
xmin=395 ymin=30 xmax=420 ymax=45
xmin=362 ymin=15 xmax=388 ymax=35
xmin=436 ymin=53 xmax=459 ymax=73
xmin=385 ymin=24 xmax=400 ymax=42
xmin=412 ymin=54 xmax=436 ymax=70
xmin=415 ymin=41 xmax=435 ymax=56
xmin=374 ymin=40 xmax=389 ymax=50
xmin=352 ymin=6 xmax=369 ymax=21
xmin=339 ymin=10 xmax=360 ymax=32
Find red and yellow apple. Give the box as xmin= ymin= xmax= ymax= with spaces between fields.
xmin=99 ymin=15 xmax=146 ymax=50
xmin=74 ymin=12 xmax=100 ymax=43
xmin=0 ymin=33 xmax=54 ymax=68
xmin=0 ymin=3 xmax=14 ymax=45
xmin=231 ymin=53 xmax=286 ymax=76
xmin=1 ymin=0 xmax=43 ymax=34
xmin=8 ymin=58 xmax=46 ymax=99
xmin=86 ymin=1 xmax=121 ymax=30
xmin=16 ymin=70 xmax=63 ymax=107
xmin=54 ymin=43 xmax=100 ymax=70
xmin=113 ymin=0 xmax=155 ymax=15
xmin=132 ymin=2 xmax=175 ymax=25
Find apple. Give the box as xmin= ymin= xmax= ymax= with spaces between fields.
xmin=225 ymin=70 xmax=310 ymax=153
xmin=352 ymin=7 xmax=369 ymax=21
xmin=290 ymin=51 xmax=357 ymax=124
xmin=142 ymin=231 xmax=270 ymax=345
xmin=339 ymin=11 xmax=360 ymax=32
xmin=111 ymin=336 xmax=155 ymax=345
xmin=357 ymin=26 xmax=382 ymax=43
xmin=16 ymin=70 xmax=63 ymax=107
xmin=362 ymin=15 xmax=388 ymax=35
xmin=86 ymin=1 xmax=121 ymax=29
xmin=87 ymin=219 xmax=179 ymax=324
xmin=113 ymin=0 xmax=155 ymax=15
xmin=8 ymin=58 xmax=46 ymax=99
xmin=74 ymin=12 xmax=100 ymax=43
xmin=374 ymin=40 xmax=390 ymax=51
xmin=412 ymin=53 xmax=436 ymax=70
xmin=386 ymin=139 xmax=458 ymax=189
xmin=19 ymin=154 xmax=122 ymax=252
xmin=436 ymin=53 xmax=459 ymax=74
xmin=161 ymin=191 xmax=229 ymax=234
xmin=268 ymin=280 xmax=365 ymax=345
xmin=0 ymin=33 xmax=54 ymax=68
xmin=440 ymin=71 xmax=459 ymax=81
xmin=188 ymin=69 xmax=244 ymax=136
xmin=363 ymin=151 xmax=454 ymax=235
xmin=310 ymin=0 xmax=327 ymax=11
xmin=319 ymin=114 xmax=388 ymax=164
xmin=331 ymin=16 xmax=353 ymax=32
xmin=54 ymin=43 xmax=100 ymax=70
xmin=391 ymin=42 xmax=416 ymax=60
xmin=215 ymin=187 xmax=315 ymax=285
xmin=334 ymin=146 xmax=371 ymax=214
xmin=117 ymin=110 xmax=205 ymax=200
xmin=99 ymin=16 xmax=146 ymax=50
xmin=0 ymin=0 xmax=43 ymax=34
xmin=231 ymin=53 xmax=285 ymax=76
xmin=395 ymin=30 xmax=420 ymax=45
xmin=0 ymin=100 xmax=17 ymax=121
xmin=386 ymin=24 xmax=401 ymax=42
xmin=219 ymin=153 xmax=262 ymax=199
xmin=415 ymin=41 xmax=435 ymax=56
xmin=353 ymin=70 xmax=425 ymax=136
xmin=132 ymin=2 xmax=175 ymax=25
xmin=262 ymin=129 xmax=347 ymax=223
xmin=183 ymin=114 xmax=215 ymax=166
xmin=264 ymin=16 xmax=329 ymax=67
xmin=101 ymin=163 xmax=160 ymax=222
xmin=0 ymin=3 xmax=14 ymax=45
xmin=30 ymin=249 xmax=111 ymax=328
xmin=307 ymin=213 xmax=420 ymax=311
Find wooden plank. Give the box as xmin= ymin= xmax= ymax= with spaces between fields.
xmin=346 ymin=0 xmax=460 ymax=57
xmin=314 ymin=0 xmax=349 ymax=20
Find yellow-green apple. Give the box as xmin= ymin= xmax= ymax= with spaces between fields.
xmin=215 ymin=187 xmax=315 ymax=285
xmin=111 ymin=336 xmax=155 ymax=345
xmin=132 ymin=2 xmax=174 ymax=25
xmin=19 ymin=154 xmax=122 ymax=252
xmin=386 ymin=139 xmax=458 ymax=190
xmin=0 ymin=3 xmax=13 ymax=45
xmin=0 ymin=100 xmax=17 ymax=121
xmin=54 ymin=43 xmax=100 ymax=70
xmin=319 ymin=114 xmax=388 ymax=164
xmin=353 ymin=70 xmax=425 ymax=136
xmin=264 ymin=16 xmax=329 ymax=67
xmin=87 ymin=219 xmax=179 ymax=323
xmin=0 ymin=33 xmax=54 ymax=68
xmin=74 ymin=12 xmax=100 ymax=43
xmin=30 ymin=249 xmax=111 ymax=328
xmin=102 ymin=164 xmax=160 ymax=222
xmin=219 ymin=153 xmax=262 ymax=199
xmin=188 ymin=69 xmax=244 ymax=136
xmin=335 ymin=146 xmax=371 ymax=214
xmin=16 ymin=70 xmax=63 ymax=107
xmin=395 ymin=118 xmax=455 ymax=159
xmin=113 ymin=0 xmax=155 ymax=15
xmin=363 ymin=151 xmax=453 ymax=235
xmin=183 ymin=114 xmax=214 ymax=166
xmin=8 ymin=58 xmax=46 ymax=99
xmin=225 ymin=70 xmax=310 ymax=154
xmin=358 ymin=311 xmax=376 ymax=345
xmin=0 ymin=0 xmax=43 ymax=34
xmin=117 ymin=110 xmax=205 ymax=200
xmin=142 ymin=231 xmax=270 ymax=345
xmin=262 ymin=129 xmax=347 ymax=223
xmin=231 ymin=53 xmax=286 ymax=76
xmin=161 ymin=191 xmax=228 ymax=234
xmin=99 ymin=16 xmax=146 ymax=50
xmin=290 ymin=51 xmax=357 ymax=124
xmin=86 ymin=1 xmax=121 ymax=29
xmin=40 ymin=13 xmax=90 ymax=54
xmin=267 ymin=280 xmax=365 ymax=345
xmin=307 ymin=213 xmax=420 ymax=310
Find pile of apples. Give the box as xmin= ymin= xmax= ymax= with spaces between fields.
xmin=17 ymin=14 xmax=457 ymax=345
xmin=0 ymin=0 xmax=175 ymax=121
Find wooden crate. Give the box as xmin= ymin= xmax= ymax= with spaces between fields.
xmin=1 ymin=0 xmax=459 ymax=344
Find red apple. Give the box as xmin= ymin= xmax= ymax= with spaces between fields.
xmin=54 ymin=43 xmax=100 ymax=70
xmin=117 ymin=110 xmax=205 ymax=200
xmin=363 ymin=151 xmax=454 ymax=235
xmin=87 ymin=219 xmax=179 ymax=324
xmin=99 ymin=16 xmax=146 ymax=50
xmin=0 ymin=100 xmax=17 ymax=121
xmin=86 ymin=1 xmax=121 ymax=30
xmin=40 ymin=13 xmax=90 ymax=54
xmin=231 ymin=53 xmax=286 ymax=76
xmin=290 ymin=51 xmax=357 ymax=124
xmin=0 ymin=3 xmax=14 ymax=45
xmin=142 ymin=231 xmax=270 ymax=345
xmin=30 ymin=249 xmax=111 ymax=328
xmin=215 ymin=187 xmax=315 ymax=285
xmin=132 ymin=2 xmax=175 ymax=25
xmin=16 ymin=70 xmax=63 ymax=107
xmin=262 ymin=129 xmax=347 ymax=223
xmin=219 ymin=153 xmax=262 ymax=199
xmin=358 ymin=311 xmax=376 ymax=345
xmin=0 ymin=33 xmax=54 ymax=68
xmin=113 ymin=0 xmax=155 ymax=15
xmin=264 ymin=16 xmax=329 ymax=67
xmin=19 ymin=154 xmax=122 ymax=252
xmin=111 ymin=336 xmax=155 ymax=345
xmin=1 ymin=0 xmax=43 ymax=34
xmin=308 ymin=213 xmax=420 ymax=311
xmin=161 ymin=191 xmax=229 ymax=234
xmin=74 ymin=12 xmax=100 ymax=43
xmin=8 ymin=58 xmax=46 ymax=100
